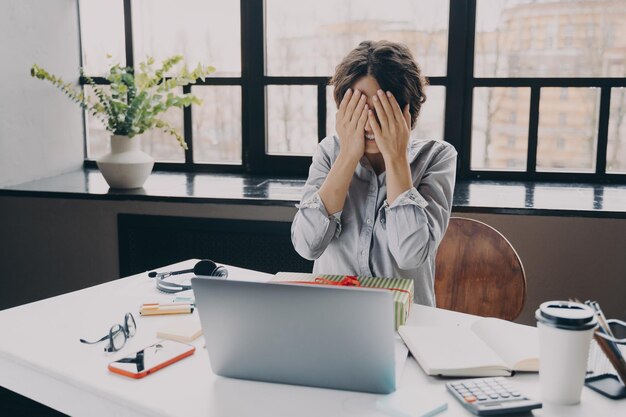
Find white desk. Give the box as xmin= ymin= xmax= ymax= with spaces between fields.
xmin=0 ymin=260 xmax=623 ymax=417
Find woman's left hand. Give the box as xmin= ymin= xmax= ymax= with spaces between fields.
xmin=368 ymin=90 xmax=411 ymax=162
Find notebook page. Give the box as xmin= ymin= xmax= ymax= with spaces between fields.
xmin=399 ymin=325 xmax=508 ymax=375
xmin=470 ymin=317 xmax=539 ymax=371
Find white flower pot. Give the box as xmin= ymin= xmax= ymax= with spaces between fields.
xmin=96 ymin=135 xmax=155 ymax=189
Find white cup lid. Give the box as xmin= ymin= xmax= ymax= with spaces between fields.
xmin=535 ymin=300 xmax=597 ymax=330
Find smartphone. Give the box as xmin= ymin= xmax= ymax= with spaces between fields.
xmin=108 ymin=339 xmax=195 ymax=379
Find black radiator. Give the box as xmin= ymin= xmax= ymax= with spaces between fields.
xmin=118 ymin=214 xmax=313 ymax=277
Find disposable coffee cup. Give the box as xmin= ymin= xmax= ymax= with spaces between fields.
xmin=535 ymin=301 xmax=597 ymax=405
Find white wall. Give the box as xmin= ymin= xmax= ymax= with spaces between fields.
xmin=0 ymin=0 xmax=84 ymax=186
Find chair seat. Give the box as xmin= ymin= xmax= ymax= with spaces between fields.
xmin=434 ymin=217 xmax=526 ymax=321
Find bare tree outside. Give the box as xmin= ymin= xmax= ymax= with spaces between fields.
xmin=80 ymin=0 xmax=624 ymax=172
xmin=81 ymin=0 xmax=241 ymax=163
xmin=267 ymin=85 xmax=318 ymax=155
xmin=192 ymin=86 xmax=242 ymax=164
xmin=265 ymin=0 xmax=448 ymax=155
xmin=475 ymin=0 xmax=626 ymax=173
xmin=473 ymin=0 xmax=523 ymax=170
xmin=79 ymin=0 xmax=125 ymax=76
xmin=608 ymin=87 xmax=626 ymax=173
xmin=537 ymin=87 xmax=598 ymax=172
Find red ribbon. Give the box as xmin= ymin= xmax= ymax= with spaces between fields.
xmin=315 ymin=275 xmax=361 ymax=287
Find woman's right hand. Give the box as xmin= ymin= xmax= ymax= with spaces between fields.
xmin=335 ymin=88 xmax=369 ymax=162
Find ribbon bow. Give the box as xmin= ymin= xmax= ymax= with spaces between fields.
xmin=279 ymin=275 xmax=411 ymax=316
xmin=313 ymin=275 xmax=361 ymax=287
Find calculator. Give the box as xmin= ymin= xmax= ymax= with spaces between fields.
xmin=446 ymin=377 xmax=542 ymax=416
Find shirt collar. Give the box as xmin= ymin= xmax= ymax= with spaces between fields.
xmin=347 ymin=137 xmax=422 ymax=172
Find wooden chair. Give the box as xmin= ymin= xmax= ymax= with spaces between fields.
xmin=434 ymin=217 xmax=526 ymax=321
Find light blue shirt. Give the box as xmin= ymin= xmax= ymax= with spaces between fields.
xmin=291 ymin=135 xmax=457 ymax=306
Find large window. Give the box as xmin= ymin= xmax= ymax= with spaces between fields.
xmin=78 ymin=0 xmax=626 ymax=182
xmin=471 ymin=0 xmax=626 ymax=181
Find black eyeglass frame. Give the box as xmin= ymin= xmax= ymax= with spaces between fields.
xmin=79 ymin=312 xmax=137 ymax=353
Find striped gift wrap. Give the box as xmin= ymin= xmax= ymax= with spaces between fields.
xmin=271 ymin=273 xmax=414 ymax=330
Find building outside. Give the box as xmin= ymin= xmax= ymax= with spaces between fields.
xmin=82 ymin=0 xmax=626 ymax=173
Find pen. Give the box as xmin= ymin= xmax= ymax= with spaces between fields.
xmin=594 ymin=326 xmax=626 ymax=384
xmin=139 ymin=302 xmax=195 ymax=316
xmin=585 ymin=300 xmax=626 ymax=383
xmin=586 ymin=300 xmax=615 ymax=337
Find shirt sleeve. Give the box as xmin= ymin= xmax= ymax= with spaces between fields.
xmin=291 ymin=139 xmax=342 ymax=260
xmin=383 ymin=143 xmax=457 ymax=270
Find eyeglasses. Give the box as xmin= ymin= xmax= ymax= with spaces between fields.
xmin=80 ymin=313 xmax=137 ymax=352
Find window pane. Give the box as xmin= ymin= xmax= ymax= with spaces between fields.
xmin=326 ymin=86 xmax=446 ymax=142
xmin=607 ymin=88 xmax=626 ymax=173
xmin=414 ymin=86 xmax=445 ymax=141
xmin=266 ymin=0 xmax=449 ymax=76
xmin=475 ymin=0 xmax=626 ymax=77
xmin=84 ymin=85 xmax=185 ymax=162
xmin=537 ymin=87 xmax=599 ymax=172
xmin=133 ymin=0 xmax=240 ymax=76
xmin=471 ymin=87 xmax=530 ymax=171
xmin=192 ymin=86 xmax=242 ymax=164
xmin=85 ymin=85 xmax=110 ymax=159
xmin=79 ymin=0 xmax=126 ymax=75
xmin=139 ymin=105 xmax=185 ymax=162
xmin=267 ymin=86 xmax=318 ymax=156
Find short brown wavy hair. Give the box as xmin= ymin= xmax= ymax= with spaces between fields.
xmin=330 ymin=40 xmax=427 ymax=129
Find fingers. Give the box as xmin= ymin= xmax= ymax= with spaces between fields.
xmin=376 ymin=90 xmax=396 ymax=127
xmin=368 ymin=109 xmax=382 ymax=137
xmin=386 ymin=92 xmax=405 ymax=125
xmin=372 ymin=92 xmax=389 ymax=128
xmin=403 ymin=104 xmax=411 ymax=130
xmin=338 ymin=88 xmax=352 ymax=116
xmin=356 ymin=104 xmax=369 ymax=131
xmin=344 ymin=89 xmax=363 ymax=123
xmin=350 ymin=94 xmax=368 ymax=125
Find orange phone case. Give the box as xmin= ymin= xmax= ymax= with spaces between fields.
xmin=108 ymin=342 xmax=196 ymax=379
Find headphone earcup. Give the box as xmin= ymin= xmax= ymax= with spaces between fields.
xmin=194 ymin=259 xmax=228 ymax=278
xmin=212 ymin=265 xmax=228 ymax=278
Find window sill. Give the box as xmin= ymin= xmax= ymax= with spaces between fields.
xmin=1 ymin=168 xmax=625 ymax=218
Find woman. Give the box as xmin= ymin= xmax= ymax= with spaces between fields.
xmin=291 ymin=40 xmax=456 ymax=306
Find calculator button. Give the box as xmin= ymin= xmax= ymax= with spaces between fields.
xmin=446 ymin=378 xmax=542 ymax=416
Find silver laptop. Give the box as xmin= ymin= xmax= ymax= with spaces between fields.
xmin=191 ymin=278 xmax=400 ymax=394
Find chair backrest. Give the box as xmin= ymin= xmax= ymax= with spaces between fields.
xmin=434 ymin=217 xmax=526 ymax=321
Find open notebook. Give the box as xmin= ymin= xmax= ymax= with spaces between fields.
xmin=399 ymin=317 xmax=539 ymax=377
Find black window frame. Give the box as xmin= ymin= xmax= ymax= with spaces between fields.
xmin=79 ymin=0 xmax=626 ymax=183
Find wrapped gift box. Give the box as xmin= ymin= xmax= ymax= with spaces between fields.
xmin=272 ymin=272 xmax=414 ymax=330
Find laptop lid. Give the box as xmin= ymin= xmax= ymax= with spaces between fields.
xmin=191 ymin=278 xmax=397 ymax=394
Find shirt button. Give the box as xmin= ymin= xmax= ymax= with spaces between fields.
xmin=366 ymin=219 xmax=372 ymax=225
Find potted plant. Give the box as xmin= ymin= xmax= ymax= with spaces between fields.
xmin=30 ymin=56 xmax=215 ymax=189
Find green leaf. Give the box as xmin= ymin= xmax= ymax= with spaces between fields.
xmin=31 ymin=54 xmax=215 ymax=149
